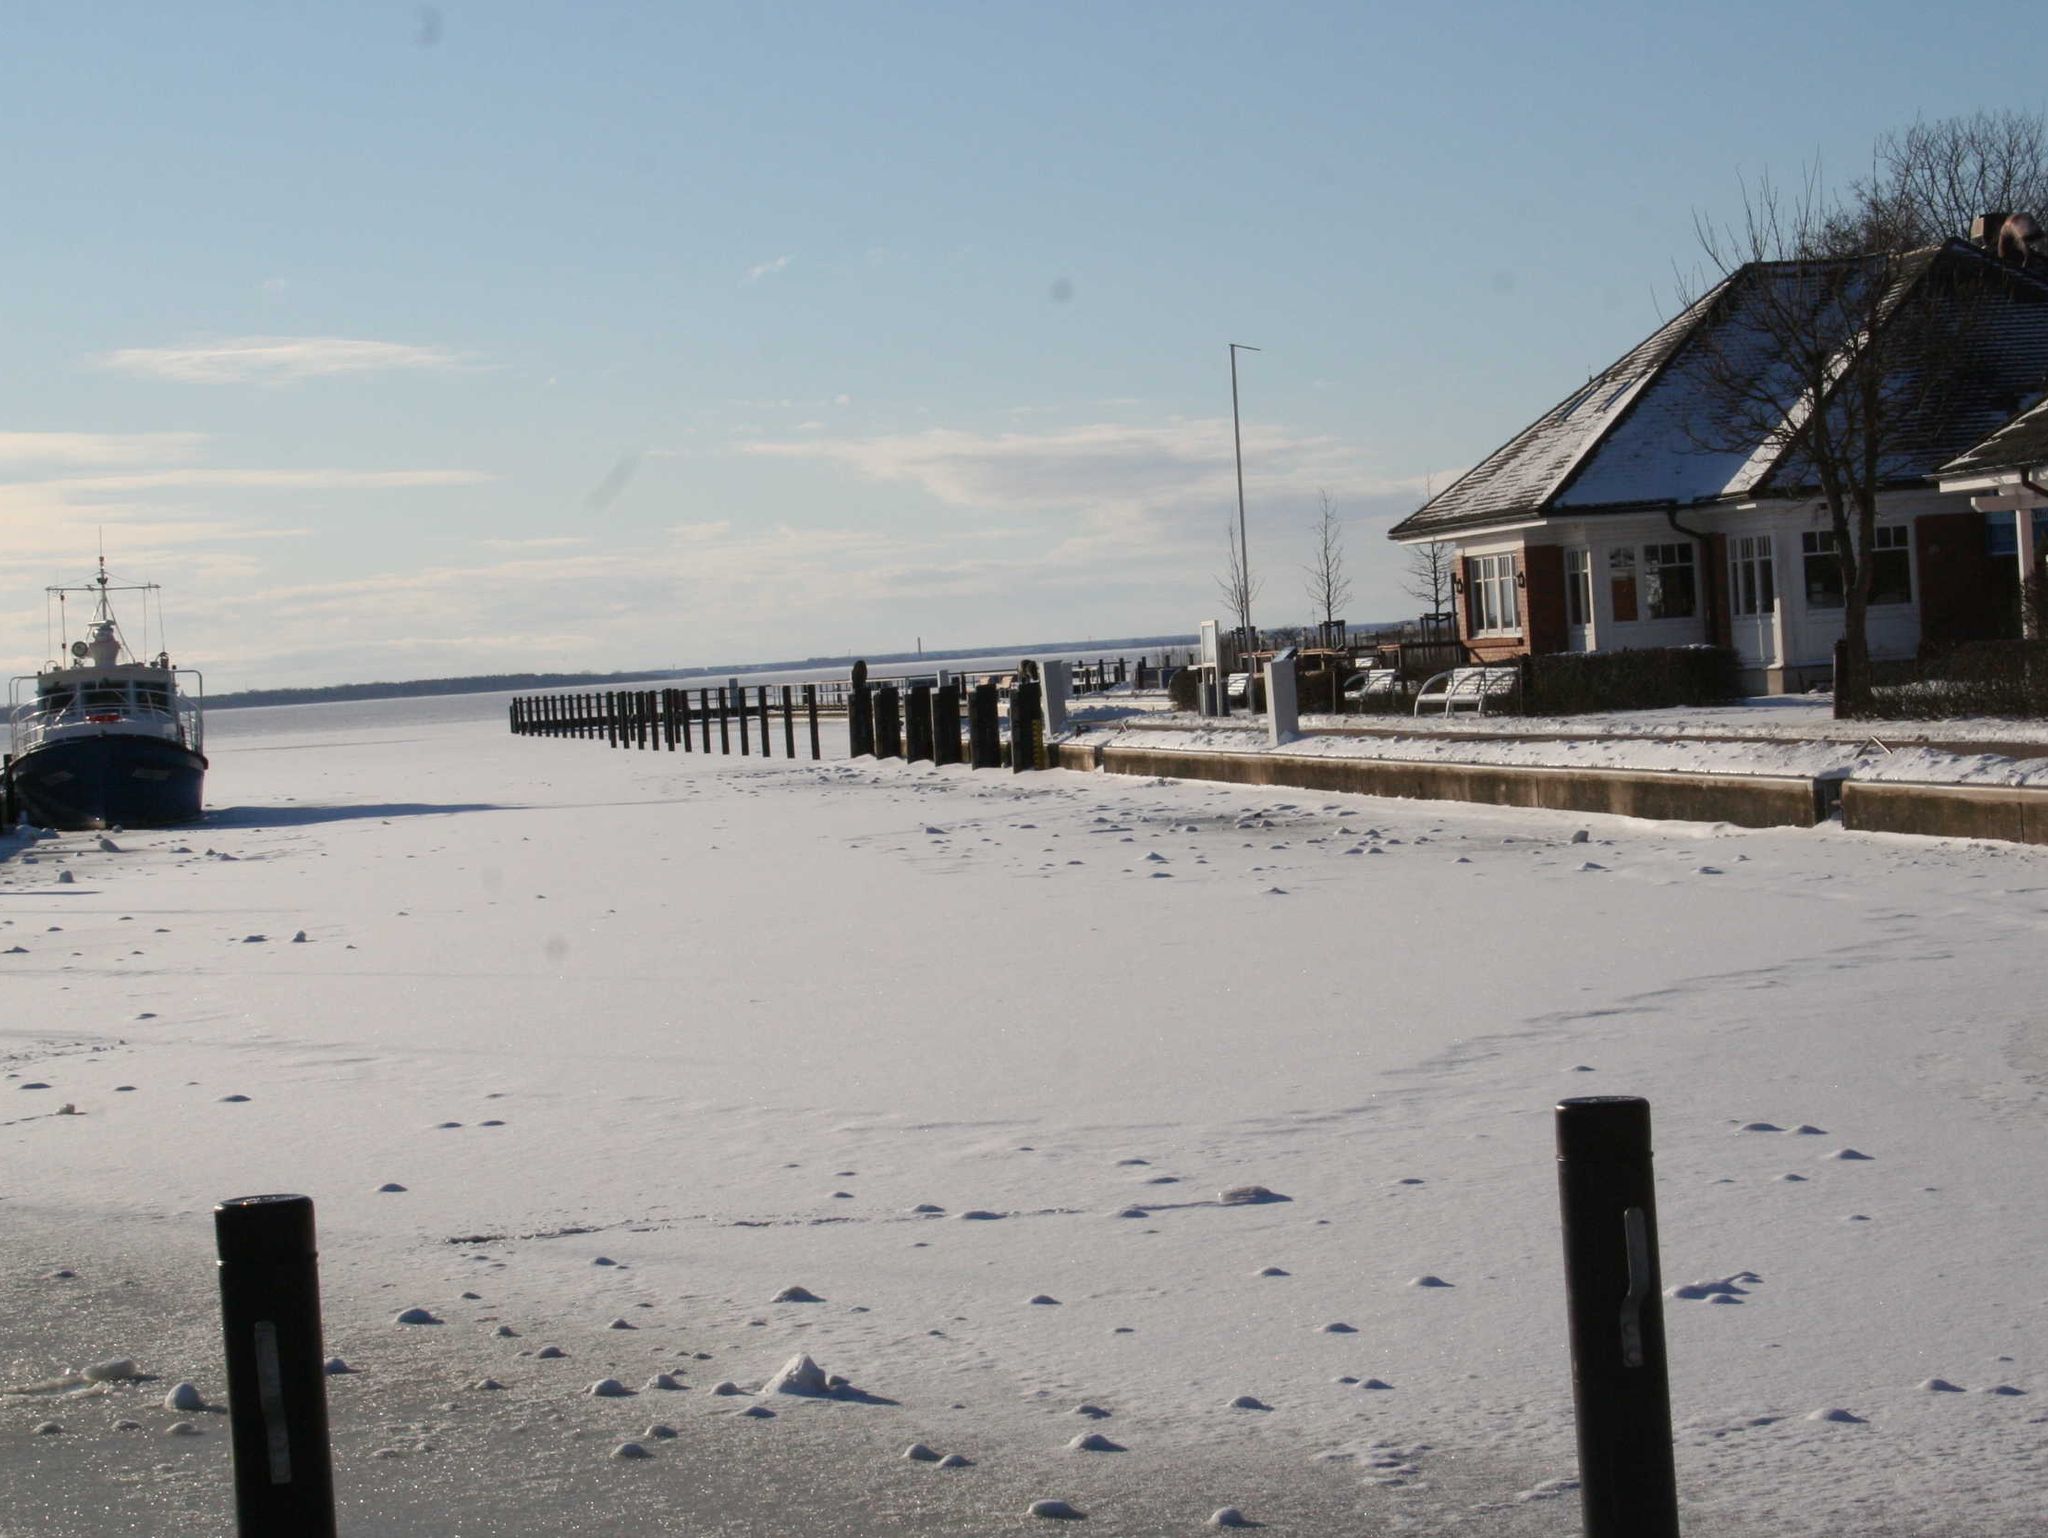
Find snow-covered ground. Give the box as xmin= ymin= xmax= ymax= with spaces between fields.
xmin=2 ymin=697 xmax=2043 ymax=1535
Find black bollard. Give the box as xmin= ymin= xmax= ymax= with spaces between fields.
xmin=848 ymin=661 xmax=874 ymax=758
xmin=758 ymin=685 xmax=772 ymax=757
xmin=805 ymin=683 xmax=821 ymax=759
xmin=737 ymin=685 xmax=751 ymax=754
xmin=782 ymin=685 xmax=796 ymax=757
xmin=1010 ymin=680 xmax=1044 ymax=772
xmin=1555 ymin=1096 xmax=1680 ymax=1538
xmin=875 ymin=683 xmax=903 ymax=759
xmin=698 ymin=689 xmax=712 ymax=753
xmin=718 ymin=687 xmax=731 ymax=754
xmin=932 ymin=684 xmax=962 ymax=765
xmin=215 ymin=1194 xmax=337 ymax=1538
xmin=968 ymin=682 xmax=1001 ymax=768
xmin=905 ymin=683 xmax=933 ymax=762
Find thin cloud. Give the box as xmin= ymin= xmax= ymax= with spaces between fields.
xmin=0 ymin=431 xmax=207 ymax=468
xmin=739 ymin=418 xmax=1429 ymax=523
xmin=744 ymin=254 xmax=793 ymax=284
xmin=96 ymin=336 xmax=465 ymax=385
xmin=41 ymin=467 xmax=492 ymax=494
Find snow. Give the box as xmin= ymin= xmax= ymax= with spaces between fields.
xmin=0 ymin=695 xmax=2042 ymax=1535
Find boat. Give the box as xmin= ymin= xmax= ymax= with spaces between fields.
xmin=6 ymin=560 xmax=206 ymax=829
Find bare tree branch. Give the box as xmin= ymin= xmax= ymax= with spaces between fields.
xmin=1216 ymin=517 xmax=1261 ymax=635
xmin=1301 ymin=489 xmax=1352 ymax=632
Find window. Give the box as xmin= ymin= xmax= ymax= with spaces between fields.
xmin=1564 ymin=548 xmax=1592 ymax=628
xmin=1803 ymin=530 xmax=1844 ymax=609
xmin=1871 ymin=525 xmax=1911 ymax=605
xmin=1804 ymin=527 xmax=1910 ymax=607
xmin=1729 ymin=535 xmax=1776 ymax=617
xmin=1609 ymin=547 xmax=1638 ymax=622
xmin=1467 ymin=553 xmax=1520 ymax=634
xmin=1640 ymin=542 xmax=1697 ymax=620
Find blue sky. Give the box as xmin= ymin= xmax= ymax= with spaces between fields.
xmin=3 ymin=2 xmax=2041 ymax=687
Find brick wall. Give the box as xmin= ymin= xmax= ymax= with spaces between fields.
xmin=1522 ymin=544 xmax=1567 ymax=654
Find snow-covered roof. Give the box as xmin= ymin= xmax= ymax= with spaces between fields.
xmin=1391 ymin=241 xmax=2048 ymax=541
xmin=1939 ymin=391 xmax=2048 ymax=480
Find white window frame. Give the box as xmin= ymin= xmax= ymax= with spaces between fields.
xmin=1468 ymin=553 xmax=1521 ymax=636
xmin=1640 ymin=541 xmax=1698 ymax=621
xmin=1564 ymin=548 xmax=1592 ymax=628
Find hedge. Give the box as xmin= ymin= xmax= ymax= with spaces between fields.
xmin=1521 ymin=646 xmax=1741 ymax=716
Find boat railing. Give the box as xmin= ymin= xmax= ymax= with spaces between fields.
xmin=6 ymin=672 xmax=204 ymax=758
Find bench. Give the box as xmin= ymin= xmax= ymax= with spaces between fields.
xmin=1414 ymin=665 xmax=1520 ymax=716
xmin=1342 ymin=669 xmax=1400 ymax=703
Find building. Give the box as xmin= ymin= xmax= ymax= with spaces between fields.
xmin=1388 ymin=227 xmax=2048 ymax=692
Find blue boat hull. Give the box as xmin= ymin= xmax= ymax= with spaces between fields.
xmin=9 ymin=733 xmax=207 ymax=830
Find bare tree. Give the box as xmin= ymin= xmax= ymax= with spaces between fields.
xmin=1216 ymin=516 xmax=1261 ymax=641
xmin=1302 ymin=490 xmax=1352 ymax=636
xmin=1681 ymin=166 xmax=1990 ymax=713
xmin=1858 ymin=110 xmax=2048 ymax=247
xmin=1401 ymin=539 xmax=1456 ymax=624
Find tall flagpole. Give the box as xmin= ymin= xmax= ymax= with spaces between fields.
xmin=1229 ymin=342 xmax=1261 ymax=648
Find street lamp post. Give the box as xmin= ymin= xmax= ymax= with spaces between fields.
xmin=1229 ymin=342 xmax=1261 ymax=658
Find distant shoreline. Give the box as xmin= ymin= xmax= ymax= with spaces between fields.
xmin=205 ymin=634 xmax=1201 ymax=710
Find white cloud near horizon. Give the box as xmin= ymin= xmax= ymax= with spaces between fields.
xmin=739 ymin=418 xmax=1432 ymax=522
xmin=0 ymin=431 xmax=208 ymax=468
xmin=96 ymin=336 xmax=465 ymax=385
xmin=743 ymin=254 xmax=793 ymax=283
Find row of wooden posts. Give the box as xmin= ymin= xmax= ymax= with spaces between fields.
xmin=508 ymin=684 xmax=823 ymax=759
xmin=508 ymin=669 xmax=1059 ymax=772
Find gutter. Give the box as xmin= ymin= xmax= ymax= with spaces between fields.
xmin=1664 ymin=507 xmax=1724 ymax=645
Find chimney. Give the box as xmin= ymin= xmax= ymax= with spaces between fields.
xmin=1971 ymin=211 xmax=2012 ymax=247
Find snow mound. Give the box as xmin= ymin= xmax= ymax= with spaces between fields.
xmin=644 ymin=1373 xmax=682 ymax=1391
xmin=1027 ymin=1499 xmax=1086 ymax=1520
xmin=937 ymin=1452 xmax=971 ymax=1468
xmin=1209 ymin=1509 xmax=1251 ymax=1529
xmin=610 ymin=1441 xmax=651 ymax=1460
xmin=1408 ymin=1275 xmax=1453 ymax=1288
xmin=393 ymin=1307 xmax=441 ymax=1325
xmin=588 ymin=1378 xmax=633 ymax=1398
xmin=737 ymin=1404 xmax=776 ymax=1419
xmin=1919 ymin=1378 xmax=1964 ymax=1393
xmin=903 ymin=1442 xmax=940 ymax=1462
xmin=82 ymin=1359 xmax=140 ymax=1383
xmin=1071 ymin=1404 xmax=1110 ymax=1419
xmin=163 ymin=1382 xmax=205 ymax=1411
xmin=1068 ymin=1431 xmax=1123 ymax=1452
xmin=1318 ymin=1322 xmax=1356 ymax=1334
xmin=323 ymin=1358 xmax=355 ymax=1375
xmin=645 ymin=1423 xmax=678 ymax=1439
xmin=1228 ymin=1394 xmax=1270 ymax=1411
xmin=1256 ymin=1266 xmax=1289 ymax=1278
xmin=763 ymin=1353 xmax=834 ymax=1397
xmin=771 ymin=1285 xmax=823 ymax=1303
xmin=1026 ymin=1294 xmax=1060 ymax=1306
xmin=535 ymin=1345 xmax=567 ymax=1360
xmin=1807 ymin=1407 xmax=1866 ymax=1424
xmin=1218 ymin=1184 xmax=1289 ymax=1205
xmin=1829 ymin=1147 xmax=1874 ymax=1161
